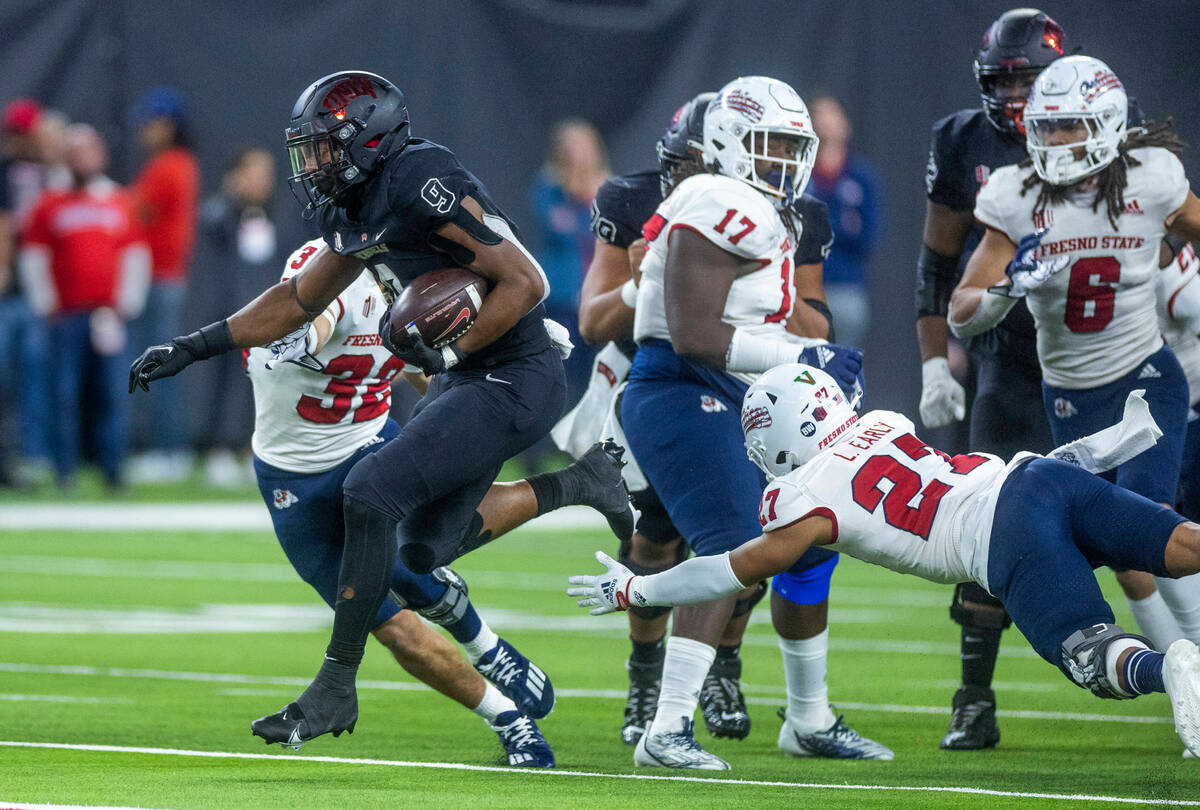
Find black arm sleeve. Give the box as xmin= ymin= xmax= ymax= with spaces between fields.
xmin=915 ymin=243 xmax=961 ymax=319
xmin=801 ymin=297 xmax=835 ymax=342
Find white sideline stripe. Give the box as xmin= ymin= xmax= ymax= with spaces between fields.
xmin=0 ymin=741 xmax=1194 ymax=806
xmin=0 ymin=694 xmax=131 ymax=704
xmin=0 ymin=554 xmax=954 ymax=610
xmin=0 ymin=803 xmax=172 ymax=810
xmin=0 ymin=662 xmax=1169 ymax=725
xmin=0 ymin=601 xmax=956 ymax=637
xmin=0 ymin=503 xmax=606 ymax=532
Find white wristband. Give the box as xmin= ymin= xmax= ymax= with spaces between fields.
xmin=949 ymin=289 xmax=1018 ymax=339
xmin=725 ymin=328 xmax=802 ymax=374
xmin=619 ymin=278 xmax=638 ymax=309
xmin=636 ymin=552 xmax=747 ymax=607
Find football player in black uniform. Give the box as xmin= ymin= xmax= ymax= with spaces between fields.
xmin=581 ymin=92 xmax=847 ymax=751
xmin=129 ymin=71 xmax=634 ymax=748
xmin=914 ymin=9 xmax=1171 ymax=750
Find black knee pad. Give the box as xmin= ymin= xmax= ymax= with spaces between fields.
xmin=732 ymin=580 xmax=768 ymax=619
xmin=397 ymin=541 xmax=437 ymax=575
xmin=950 ymin=582 xmax=1012 ymax=630
xmin=1060 ymin=623 xmax=1152 ymax=699
xmin=629 ymin=487 xmax=680 ymax=544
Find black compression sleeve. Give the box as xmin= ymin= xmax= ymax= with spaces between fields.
xmin=800 ymin=297 xmax=835 ymax=341
xmin=915 ymin=244 xmax=960 ymax=319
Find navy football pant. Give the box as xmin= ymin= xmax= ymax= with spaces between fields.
xmin=986 ymin=458 xmax=1185 ymax=670
xmin=343 ymin=347 xmax=566 ymax=572
xmin=621 ymin=345 xmax=835 ymax=576
xmin=253 ymin=419 xmax=447 ymax=631
xmin=1042 ymin=344 xmax=1189 ymax=505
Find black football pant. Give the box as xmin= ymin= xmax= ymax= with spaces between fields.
xmin=326 ymin=347 xmax=565 ymax=664
xmin=952 ymin=352 xmax=1053 ymax=688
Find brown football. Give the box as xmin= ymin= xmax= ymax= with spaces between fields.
xmin=386 ymin=267 xmax=488 ymax=350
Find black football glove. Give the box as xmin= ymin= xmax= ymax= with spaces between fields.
xmin=128 ymin=320 xmax=234 ymax=393
xmin=378 ymin=311 xmax=465 ymax=375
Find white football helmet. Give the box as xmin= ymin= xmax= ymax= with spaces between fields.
xmin=742 ymin=364 xmax=858 ymax=479
xmin=1024 ymin=55 xmax=1127 ymax=186
xmin=703 ymin=76 xmax=818 ymax=205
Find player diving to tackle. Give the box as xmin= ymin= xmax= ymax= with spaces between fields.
xmin=618 ymin=75 xmax=887 ymax=769
xmin=948 ymin=55 xmax=1200 ymax=643
xmin=568 ymin=362 xmax=1200 ymax=757
xmin=128 ymin=71 xmax=634 ymax=747
xmin=248 ymin=238 xmax=555 ymax=765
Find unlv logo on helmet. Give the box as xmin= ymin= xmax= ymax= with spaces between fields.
xmin=322 ymin=77 xmax=378 ymax=112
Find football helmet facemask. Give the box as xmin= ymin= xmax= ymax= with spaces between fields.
xmin=703 ymin=76 xmax=817 ymax=207
xmin=285 ymin=71 xmax=410 ymax=213
xmin=1024 ymin=55 xmax=1127 ymax=187
xmin=742 ymin=363 xmax=858 ymax=480
xmin=974 ymin=8 xmax=1066 ymax=136
xmin=657 ymin=91 xmax=715 ymax=197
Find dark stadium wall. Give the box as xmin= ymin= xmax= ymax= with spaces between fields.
xmin=4 ymin=0 xmax=1199 ymax=416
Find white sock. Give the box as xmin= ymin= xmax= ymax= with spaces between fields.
xmin=647 ymin=636 xmax=715 ymax=736
xmin=472 ymin=682 xmax=517 ymax=724
xmin=1103 ymin=638 xmax=1151 ymax=698
xmin=461 ymin=623 xmax=499 ymax=665
xmin=778 ymin=629 xmax=836 ymax=733
xmin=1154 ymin=574 xmax=1200 ymax=644
xmin=1128 ymin=588 xmax=1185 ymax=650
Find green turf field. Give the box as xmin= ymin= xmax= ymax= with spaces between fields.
xmin=0 ymin=507 xmax=1196 ymax=808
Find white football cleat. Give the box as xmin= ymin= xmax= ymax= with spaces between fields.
xmin=778 ymin=707 xmax=894 ymax=760
xmin=634 ymin=718 xmax=730 ymax=770
xmin=1164 ymin=639 xmax=1200 ymax=758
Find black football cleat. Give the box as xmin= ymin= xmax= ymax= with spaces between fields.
xmin=700 ymin=654 xmax=751 ymax=740
xmin=940 ymin=687 xmax=1000 ymax=750
xmin=251 ymin=663 xmax=358 ymax=750
xmin=573 ymin=440 xmax=636 ymax=543
xmin=622 ymin=658 xmax=662 ymax=746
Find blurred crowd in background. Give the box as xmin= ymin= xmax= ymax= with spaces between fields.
xmin=0 ymin=88 xmax=880 ymax=494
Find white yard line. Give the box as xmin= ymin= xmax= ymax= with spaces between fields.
xmin=0 ymin=694 xmax=131 ymax=704
xmin=0 ymin=503 xmax=606 ymax=532
xmin=0 ymin=802 xmax=172 ymax=810
xmin=0 ymin=661 xmax=1167 ymax=725
xmin=0 ymin=741 xmax=1194 ymax=806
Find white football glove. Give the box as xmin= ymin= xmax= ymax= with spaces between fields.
xmin=265 ymin=323 xmax=324 ymax=372
xmin=919 ymin=356 xmax=965 ymax=428
xmin=566 ymin=550 xmax=642 ymax=615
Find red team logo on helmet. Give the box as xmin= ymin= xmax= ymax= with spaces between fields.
xmin=721 ymin=89 xmax=766 ymax=122
xmin=741 ymin=406 xmax=772 ymax=432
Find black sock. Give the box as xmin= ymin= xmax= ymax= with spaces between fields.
xmin=326 ymin=497 xmax=399 ymax=667
xmin=527 ymin=467 xmax=575 ymax=515
xmin=961 ymin=625 xmax=1002 ymax=692
xmin=716 ymin=644 xmax=740 ymax=661
xmin=629 ymin=637 xmax=665 ymax=667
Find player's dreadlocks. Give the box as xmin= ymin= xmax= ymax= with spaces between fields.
xmin=1019 ymin=119 xmax=1187 ymax=230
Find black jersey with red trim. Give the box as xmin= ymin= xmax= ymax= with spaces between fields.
xmin=591 ymin=170 xmax=834 ymax=266
xmin=317 ymin=138 xmax=549 ymax=369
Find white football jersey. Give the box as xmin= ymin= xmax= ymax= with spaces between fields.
xmin=1159 ymin=244 xmax=1200 ymax=407
xmin=757 ymin=410 xmax=1023 ymax=591
xmin=975 ymin=147 xmax=1190 ymax=388
xmin=248 ymin=239 xmax=409 ymax=473
xmin=633 ymin=173 xmax=799 ymax=384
